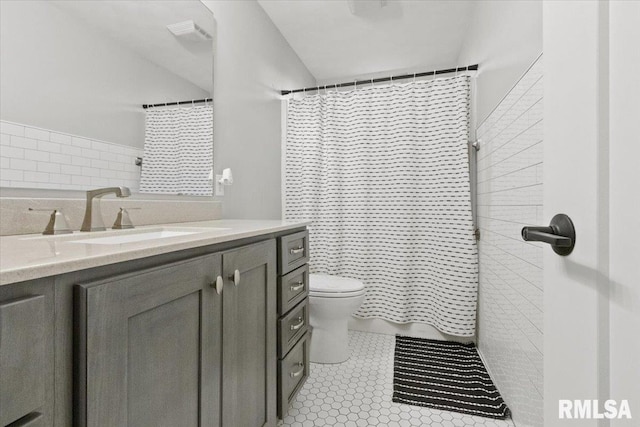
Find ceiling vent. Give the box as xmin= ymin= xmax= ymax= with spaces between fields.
xmin=167 ymin=20 xmax=212 ymax=42
xmin=347 ymin=0 xmax=387 ymax=16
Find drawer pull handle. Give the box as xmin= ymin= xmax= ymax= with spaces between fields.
xmin=290 ymin=281 xmax=305 ymax=292
xmin=290 ymin=317 xmax=305 ymax=331
xmin=290 ymin=247 xmax=305 ymax=255
xmin=211 ymin=276 xmax=224 ymax=295
xmin=229 ymin=269 xmax=240 ymax=286
xmin=290 ymin=363 xmax=304 ymax=378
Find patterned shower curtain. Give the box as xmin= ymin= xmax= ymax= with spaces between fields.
xmin=284 ymin=76 xmax=478 ymax=336
xmin=140 ymin=105 xmax=213 ymax=196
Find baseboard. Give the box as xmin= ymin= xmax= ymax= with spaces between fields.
xmin=348 ymin=317 xmax=475 ymax=343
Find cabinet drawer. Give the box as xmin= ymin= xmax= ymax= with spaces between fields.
xmin=277 ymin=332 xmax=310 ymax=419
xmin=0 ymin=296 xmax=45 ymax=426
xmin=277 ymin=298 xmax=309 ymax=358
xmin=278 ymin=264 xmax=309 ymax=315
xmin=278 ymin=231 xmax=309 ymax=275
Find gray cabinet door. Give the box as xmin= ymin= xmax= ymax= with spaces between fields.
xmin=0 ymin=278 xmax=54 ymax=427
xmin=75 ymin=254 xmax=222 ymax=427
xmin=222 ymin=240 xmax=277 ymax=427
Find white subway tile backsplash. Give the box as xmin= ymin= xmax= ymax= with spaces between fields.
xmin=24 ymin=127 xmax=50 ymax=141
xmin=1 ymin=120 xmax=143 ymax=191
xmin=10 ymin=158 xmax=37 ymax=171
xmin=476 ymin=56 xmax=543 ymax=427
xmin=37 ymin=140 xmax=61 ymax=153
xmin=50 ymin=132 xmax=73 ymax=145
xmin=81 ymin=166 xmax=101 ymax=178
xmin=91 ymin=159 xmax=109 ymax=169
xmin=37 ymin=162 xmax=61 ymax=174
xmin=66 ymin=165 xmax=83 ymax=176
xmin=49 ymin=173 xmax=71 ymax=184
xmin=71 ymin=136 xmax=92 ymax=148
xmin=2 ymin=145 xmax=25 ymax=159
xmin=60 ymin=145 xmax=82 ymax=156
xmin=0 ymin=122 xmax=24 ymax=137
xmin=0 ymin=169 xmax=24 ymax=181
xmin=10 ymin=136 xmax=38 ymax=150
xmin=80 ymin=148 xmax=100 ymax=159
xmin=24 ymin=149 xmax=50 ymax=162
xmin=23 ymin=171 xmax=49 ymax=182
xmin=49 ymin=153 xmax=72 ymax=165
xmin=71 ymin=175 xmax=88 ymax=186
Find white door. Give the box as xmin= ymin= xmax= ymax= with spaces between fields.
xmin=543 ymin=1 xmax=639 ymax=426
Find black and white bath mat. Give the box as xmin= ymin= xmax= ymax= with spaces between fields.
xmin=392 ymin=335 xmax=510 ymax=419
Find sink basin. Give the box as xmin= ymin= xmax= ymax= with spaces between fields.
xmin=67 ymin=227 xmax=229 ymax=245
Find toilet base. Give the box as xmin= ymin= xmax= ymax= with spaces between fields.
xmin=310 ymin=317 xmax=350 ymax=364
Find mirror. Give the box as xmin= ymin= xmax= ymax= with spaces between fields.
xmin=0 ymin=0 xmax=215 ymax=196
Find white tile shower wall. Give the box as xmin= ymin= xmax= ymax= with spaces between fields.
xmin=475 ymin=56 xmax=543 ymax=427
xmin=0 ymin=121 xmax=143 ymax=191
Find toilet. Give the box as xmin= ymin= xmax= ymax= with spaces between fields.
xmin=309 ymin=274 xmax=366 ymax=364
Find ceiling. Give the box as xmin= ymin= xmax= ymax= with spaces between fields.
xmin=50 ymin=1 xmax=215 ymax=93
xmin=258 ymin=0 xmax=475 ymax=84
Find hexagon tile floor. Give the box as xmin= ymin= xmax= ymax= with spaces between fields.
xmin=279 ymin=330 xmax=515 ymax=427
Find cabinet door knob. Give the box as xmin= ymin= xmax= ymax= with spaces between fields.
xmin=230 ymin=269 xmax=240 ymax=286
xmin=290 ymin=363 xmax=304 ymax=378
xmin=212 ymin=276 xmax=224 ymax=295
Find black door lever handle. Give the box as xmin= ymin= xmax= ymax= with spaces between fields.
xmin=521 ymin=214 xmax=576 ymax=256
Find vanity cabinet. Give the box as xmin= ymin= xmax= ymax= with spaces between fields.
xmin=221 ymin=240 xmax=276 ymax=427
xmin=276 ymin=231 xmax=310 ymax=419
xmin=75 ymin=254 xmax=222 ymax=427
xmin=0 ymin=226 xmax=306 ymax=427
xmin=0 ymin=278 xmax=54 ymax=427
xmin=75 ymin=239 xmax=277 ymax=427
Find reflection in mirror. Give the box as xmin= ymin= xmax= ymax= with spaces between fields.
xmin=0 ymin=0 xmax=215 ymax=196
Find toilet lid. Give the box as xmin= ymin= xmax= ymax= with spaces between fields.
xmin=309 ymin=274 xmax=365 ymax=296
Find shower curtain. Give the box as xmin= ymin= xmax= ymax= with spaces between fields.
xmin=284 ymin=76 xmax=478 ymax=336
xmin=139 ymin=104 xmax=213 ymax=196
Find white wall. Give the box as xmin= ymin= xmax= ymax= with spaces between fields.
xmin=609 ymin=1 xmax=640 ymax=422
xmin=0 ymin=0 xmax=208 ymax=149
xmin=202 ymin=0 xmax=315 ymax=219
xmin=457 ymin=0 xmax=542 ymax=126
xmin=476 ymin=57 xmax=543 ymax=427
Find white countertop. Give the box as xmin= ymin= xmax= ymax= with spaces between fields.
xmin=0 ymin=219 xmax=310 ymax=286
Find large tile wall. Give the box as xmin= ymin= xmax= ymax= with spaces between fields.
xmin=475 ymin=56 xmax=543 ymax=427
xmin=0 ymin=121 xmax=143 ymax=191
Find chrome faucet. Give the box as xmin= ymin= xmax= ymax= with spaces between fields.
xmin=81 ymin=187 xmax=131 ymax=232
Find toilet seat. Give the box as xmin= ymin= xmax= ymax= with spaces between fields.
xmin=309 ymin=274 xmax=365 ymax=298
